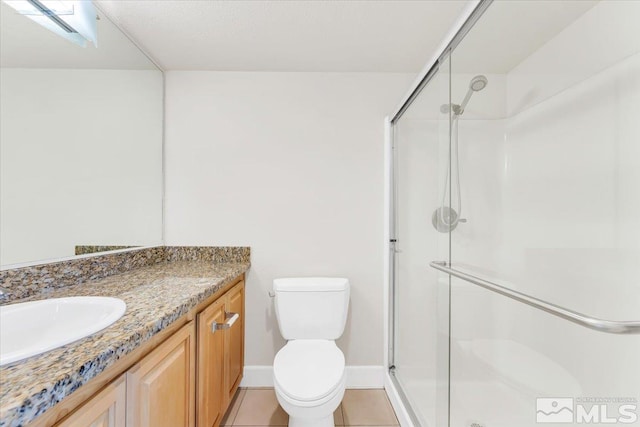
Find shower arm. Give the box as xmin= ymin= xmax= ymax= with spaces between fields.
xmin=430 ymin=261 xmax=640 ymax=335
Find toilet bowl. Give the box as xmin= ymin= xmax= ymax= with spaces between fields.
xmin=272 ymin=278 xmax=350 ymax=427
xmin=274 ymin=340 xmax=346 ymax=427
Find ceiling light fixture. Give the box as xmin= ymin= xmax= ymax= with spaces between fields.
xmin=3 ymin=0 xmax=97 ymax=47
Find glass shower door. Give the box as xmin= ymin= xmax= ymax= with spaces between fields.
xmin=446 ymin=2 xmax=640 ymax=426
xmin=390 ymin=55 xmax=452 ymax=427
xmin=390 ymin=2 xmax=640 ymax=426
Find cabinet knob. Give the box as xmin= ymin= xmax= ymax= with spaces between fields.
xmin=211 ymin=312 xmax=239 ymax=333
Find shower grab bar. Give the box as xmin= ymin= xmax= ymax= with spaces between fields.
xmin=430 ymin=261 xmax=640 ymax=335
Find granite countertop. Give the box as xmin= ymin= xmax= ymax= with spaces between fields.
xmin=0 ymin=260 xmax=250 ymax=427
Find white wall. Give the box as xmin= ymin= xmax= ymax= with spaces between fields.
xmin=164 ymin=72 xmax=414 ymax=369
xmin=0 ymin=68 xmax=163 ymax=266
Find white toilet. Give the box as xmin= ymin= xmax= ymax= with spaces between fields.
xmin=272 ymin=277 xmax=350 ymax=427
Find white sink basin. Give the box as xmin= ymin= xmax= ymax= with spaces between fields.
xmin=0 ymin=296 xmax=126 ymax=366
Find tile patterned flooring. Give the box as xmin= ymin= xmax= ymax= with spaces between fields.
xmin=221 ymin=388 xmax=400 ymax=427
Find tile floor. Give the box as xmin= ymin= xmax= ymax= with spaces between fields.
xmin=221 ymin=388 xmax=399 ymax=427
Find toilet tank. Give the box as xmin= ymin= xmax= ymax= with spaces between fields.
xmin=273 ymin=277 xmax=350 ymax=340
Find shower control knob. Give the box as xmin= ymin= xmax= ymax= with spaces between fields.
xmin=459 ymin=218 xmax=467 ymax=223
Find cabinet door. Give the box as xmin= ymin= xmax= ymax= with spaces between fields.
xmin=55 ymin=375 xmax=126 ymax=427
xmin=196 ymin=298 xmax=226 ymax=427
xmin=127 ymin=322 xmax=195 ymax=427
xmin=224 ymin=280 xmax=244 ymax=404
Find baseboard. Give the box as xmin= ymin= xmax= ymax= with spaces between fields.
xmin=240 ymin=365 xmax=385 ymax=388
xmin=345 ymin=365 xmax=385 ymax=388
xmin=240 ymin=366 xmax=274 ymax=387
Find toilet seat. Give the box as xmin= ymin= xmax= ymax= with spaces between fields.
xmin=274 ymin=340 xmax=345 ymax=404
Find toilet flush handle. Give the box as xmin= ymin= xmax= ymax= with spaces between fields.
xmin=212 ymin=312 xmax=239 ymax=333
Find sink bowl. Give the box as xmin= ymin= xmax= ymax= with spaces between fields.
xmin=0 ymin=296 xmax=126 ymax=366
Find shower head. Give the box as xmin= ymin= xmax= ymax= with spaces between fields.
xmin=458 ymin=74 xmax=488 ymax=114
xmin=469 ymin=75 xmax=488 ymax=91
xmin=440 ymin=75 xmax=489 ymax=116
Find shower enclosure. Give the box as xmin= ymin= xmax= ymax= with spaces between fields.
xmin=386 ymin=1 xmax=640 ymax=426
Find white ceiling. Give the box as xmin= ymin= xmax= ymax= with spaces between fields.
xmin=453 ymin=0 xmax=598 ymax=73
xmin=95 ymin=0 xmax=469 ymax=72
xmin=1 ymin=0 xmax=601 ymax=73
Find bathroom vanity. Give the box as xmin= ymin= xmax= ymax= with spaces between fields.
xmin=55 ymin=278 xmax=244 ymax=427
xmin=0 ymin=247 xmax=249 ymax=427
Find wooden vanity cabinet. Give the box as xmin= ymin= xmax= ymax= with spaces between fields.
xmin=49 ymin=275 xmax=244 ymax=427
xmin=223 ymin=280 xmax=244 ymax=405
xmin=196 ymin=298 xmax=226 ymax=427
xmin=197 ymin=279 xmax=245 ymax=427
xmin=127 ymin=322 xmax=196 ymax=427
xmin=55 ymin=375 xmax=126 ymax=427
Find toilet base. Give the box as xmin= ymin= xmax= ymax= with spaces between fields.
xmin=275 ymin=377 xmax=345 ymax=427
xmin=288 ymin=414 xmax=333 ymax=427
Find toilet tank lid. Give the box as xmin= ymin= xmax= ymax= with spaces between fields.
xmin=273 ymin=277 xmax=349 ymax=292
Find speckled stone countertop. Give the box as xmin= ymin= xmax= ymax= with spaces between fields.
xmin=0 ymin=260 xmax=250 ymax=427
